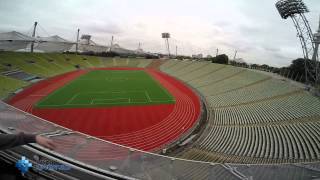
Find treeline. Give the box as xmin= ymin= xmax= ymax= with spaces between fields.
xmin=180 ymin=53 xmax=316 ymax=84
xmin=230 ymin=58 xmax=319 ymax=84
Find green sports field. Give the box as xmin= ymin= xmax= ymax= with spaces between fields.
xmin=36 ymin=70 xmax=175 ymax=108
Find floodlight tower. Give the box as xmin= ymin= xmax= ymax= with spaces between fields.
xmin=276 ymin=0 xmax=319 ymax=86
xmin=162 ymin=33 xmax=171 ymax=58
xmin=30 ymin=21 xmax=38 ymax=53
xmin=314 ymin=16 xmax=320 ymax=63
xmin=75 ymin=28 xmax=80 ymax=54
xmin=109 ymin=36 xmax=114 ymax=52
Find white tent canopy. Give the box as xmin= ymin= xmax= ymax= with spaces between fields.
xmin=34 ymin=35 xmax=74 ymax=52
xmin=37 ymin=35 xmax=72 ymax=43
xmin=0 ymin=31 xmax=35 ymax=51
xmin=111 ymin=44 xmax=135 ymax=54
xmin=0 ymin=31 xmax=35 ymax=41
xmin=0 ymin=31 xmax=76 ymax=52
xmin=0 ymin=31 xmax=141 ymax=54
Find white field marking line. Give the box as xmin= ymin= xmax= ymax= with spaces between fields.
xmin=91 ymin=99 xmax=150 ymax=105
xmin=110 ymin=70 xmax=141 ymax=73
xmin=66 ymin=90 xmax=147 ymax=105
xmin=145 ymin=71 xmax=173 ymax=99
xmin=80 ymin=90 xmax=146 ymax=94
xmin=147 ymin=99 xmax=175 ymax=103
xmin=155 ymin=80 xmax=173 ymax=99
xmin=37 ymin=72 xmax=85 ymax=105
xmin=66 ymin=93 xmax=80 ymax=105
xmin=145 ymin=91 xmax=152 ymax=102
xmin=41 ymin=103 xmax=110 ymax=108
xmin=144 ymin=91 xmax=175 ymax=103
xmin=91 ymin=98 xmax=130 ymax=105
xmin=35 ymin=104 xmax=69 ymax=107
xmin=104 ymin=77 xmax=129 ymax=81
xmin=91 ymin=98 xmax=129 ymax=104
xmin=90 ymin=101 xmax=130 ymax=105
xmin=127 ymin=98 xmax=148 ymax=104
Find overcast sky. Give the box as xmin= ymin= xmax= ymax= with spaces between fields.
xmin=0 ymin=0 xmax=319 ymax=67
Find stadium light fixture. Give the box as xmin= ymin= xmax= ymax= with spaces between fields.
xmin=276 ymin=0 xmax=319 ymax=88
xmin=162 ymin=33 xmax=171 ymax=58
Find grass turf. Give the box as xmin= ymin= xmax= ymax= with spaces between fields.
xmin=35 ymin=70 xmax=175 ymax=108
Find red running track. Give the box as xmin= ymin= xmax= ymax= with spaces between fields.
xmin=8 ymin=68 xmax=201 ymax=151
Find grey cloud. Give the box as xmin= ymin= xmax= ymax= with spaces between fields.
xmin=0 ymin=0 xmax=319 ymax=67
xmin=85 ymin=22 xmax=123 ymax=35
xmin=262 ymin=46 xmax=281 ymax=52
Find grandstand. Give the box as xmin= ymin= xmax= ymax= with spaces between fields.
xmin=1 ymin=52 xmax=320 ymax=179
xmin=159 ymin=60 xmax=320 ymax=164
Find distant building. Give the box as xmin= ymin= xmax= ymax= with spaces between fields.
xmin=192 ymin=54 xmax=203 ymax=59
xmin=234 ymin=58 xmax=245 ymax=63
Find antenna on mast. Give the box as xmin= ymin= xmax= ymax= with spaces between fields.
xmin=233 ymin=50 xmax=238 ymax=60
xmin=176 ymin=46 xmax=178 ymax=57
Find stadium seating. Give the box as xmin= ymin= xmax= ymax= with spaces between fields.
xmin=0 ymin=75 xmax=29 ymax=99
xmin=160 ymin=60 xmax=320 ymax=164
xmin=206 ymin=79 xmax=301 ymax=108
xmin=137 ymin=58 xmax=153 ymax=68
xmin=2 ymin=53 xmax=320 ymax=165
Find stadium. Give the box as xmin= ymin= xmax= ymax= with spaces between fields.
xmin=1 ymin=0 xmax=320 ymax=180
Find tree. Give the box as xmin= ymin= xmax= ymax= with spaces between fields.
xmin=251 ymin=64 xmax=259 ymax=69
xmin=289 ymin=58 xmax=306 ymax=77
xmin=261 ymin=64 xmax=270 ymax=71
xmin=276 ymin=58 xmax=307 ymax=82
xmin=212 ymin=54 xmax=229 ymax=64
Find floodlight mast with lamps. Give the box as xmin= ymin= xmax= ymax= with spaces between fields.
xmin=314 ymin=16 xmax=320 ymax=66
xmin=162 ymin=33 xmax=171 ymax=58
xmin=275 ymin=0 xmax=319 ymax=87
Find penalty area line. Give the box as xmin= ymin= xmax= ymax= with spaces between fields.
xmin=66 ymin=93 xmax=80 ymax=105
xmin=145 ymin=91 xmax=152 ymax=102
